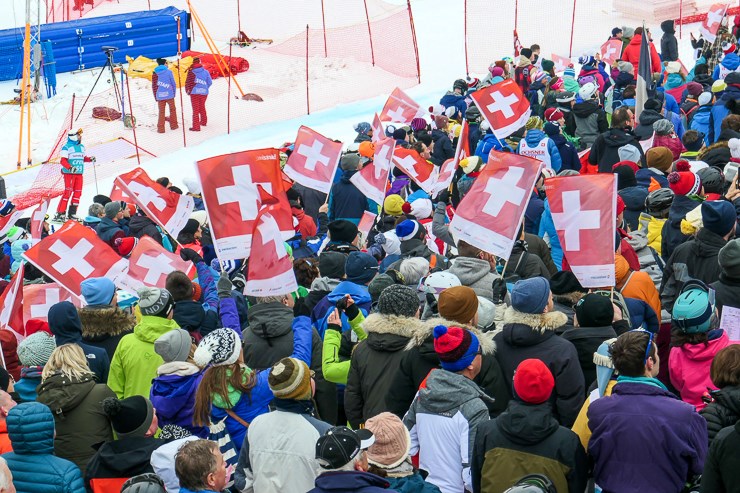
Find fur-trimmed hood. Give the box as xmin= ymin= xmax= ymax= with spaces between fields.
xmin=405 ymin=316 xmax=496 ymax=355
xmin=361 ymin=313 xmax=428 ymax=353
xmin=552 ymin=292 xmax=584 ymax=307
xmin=77 ymin=306 xmax=136 ymax=340
xmin=503 ymin=307 xmax=568 ymax=334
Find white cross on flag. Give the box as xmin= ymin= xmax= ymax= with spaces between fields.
xmin=197 ymin=148 xmax=293 ymax=261
xmin=547 ymin=174 xmax=617 ymax=287
xmin=23 ymin=283 xmax=78 ymax=324
xmin=284 ymin=126 xmax=343 ymax=194
xmin=550 ymin=53 xmax=573 ymax=73
xmin=22 ymin=220 xmax=129 ymax=298
xmin=392 ymin=147 xmax=437 ymax=194
xmin=120 ymin=236 xmax=195 ymax=292
xmin=371 ymin=113 xmax=385 ymax=143
xmin=29 ymin=198 xmax=50 ymax=244
xmin=432 ymin=120 xmax=471 ymax=196
xmin=599 ymin=40 xmax=622 ymax=66
xmin=115 ymin=168 xmax=194 ymax=239
xmin=0 ymin=208 xmax=24 ymax=241
xmin=109 ymin=182 xmax=131 ymax=203
xmin=350 ymin=137 xmax=395 ymax=205
xmin=701 ymin=3 xmax=729 ymax=42
xmin=470 ymin=78 xmax=531 ymax=142
xmin=244 ymin=200 xmax=298 ymax=297
xmin=379 ymin=87 xmax=423 ymax=124
xmin=0 ymin=264 xmax=25 ymax=339
xmin=449 ymin=151 xmax=542 ymax=260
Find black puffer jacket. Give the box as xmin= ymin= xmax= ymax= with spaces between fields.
xmin=560 ymin=326 xmax=618 ymax=391
xmin=84 ymin=436 xmax=162 ymax=490
xmin=661 ymin=20 xmax=679 ymax=62
xmin=493 ymin=308 xmax=585 ymax=427
xmin=172 ymin=300 xmax=218 ymax=337
xmin=589 ymin=128 xmax=646 ymax=172
xmin=127 ymin=214 xmax=163 ymax=244
xmin=634 ymin=109 xmax=665 ymax=140
xmin=345 ymin=313 xmax=422 ymax=428
xmin=387 ymin=317 xmax=510 ymax=418
xmin=506 ymin=241 xmax=551 ymax=280
xmin=619 ymin=185 xmax=649 ymax=232
xmin=700 ymin=386 xmax=740 ymax=445
xmin=430 ymin=129 xmax=454 ymax=166
xmin=661 ymin=194 xmax=701 ymax=260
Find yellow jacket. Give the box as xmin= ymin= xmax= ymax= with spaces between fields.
xmin=637 ymin=212 xmax=666 ymax=256
xmin=572 ymin=379 xmax=618 ymax=450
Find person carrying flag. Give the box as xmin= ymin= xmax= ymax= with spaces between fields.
xmin=54 ymin=128 xmax=94 ymax=222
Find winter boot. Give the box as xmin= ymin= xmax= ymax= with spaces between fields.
xmin=67 ymin=205 xmax=78 ymax=221
xmin=52 ymin=212 xmax=66 ymax=222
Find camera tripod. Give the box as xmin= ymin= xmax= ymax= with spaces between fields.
xmin=75 ymin=46 xmax=125 ymax=122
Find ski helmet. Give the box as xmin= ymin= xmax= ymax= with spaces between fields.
xmin=121 ymin=474 xmax=166 ymax=493
xmin=696 ymin=166 xmax=725 ymax=194
xmin=68 ymin=128 xmax=82 ymax=142
xmin=423 ymin=271 xmax=462 ymax=299
xmin=465 ymin=104 xmax=481 ymax=123
xmin=503 ymin=475 xmax=557 ymax=493
xmin=645 ymin=188 xmax=674 ymax=217
xmin=453 ymin=78 xmax=469 ymax=93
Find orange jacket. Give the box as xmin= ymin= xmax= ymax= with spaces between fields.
xmin=0 ymin=420 xmax=12 ymax=454
xmin=615 ymin=254 xmax=661 ymax=318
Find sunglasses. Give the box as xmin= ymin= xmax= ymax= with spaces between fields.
xmin=631 ymin=328 xmax=655 ymax=366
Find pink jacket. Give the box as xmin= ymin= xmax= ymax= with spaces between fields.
xmin=669 ymin=331 xmax=737 ymax=410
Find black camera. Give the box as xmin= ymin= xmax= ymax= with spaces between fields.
xmin=101 ymin=46 xmax=118 ymax=53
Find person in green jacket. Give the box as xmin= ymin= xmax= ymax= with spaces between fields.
xmin=108 ymin=287 xmax=179 ymax=399
xmin=322 ymin=294 xmax=367 ymax=385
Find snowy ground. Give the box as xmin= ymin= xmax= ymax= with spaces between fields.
xmin=0 ymin=0 xmax=713 ymax=213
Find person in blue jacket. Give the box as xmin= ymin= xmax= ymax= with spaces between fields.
xmin=185 ymin=57 xmax=212 ymax=132
xmin=474 ymin=131 xmax=512 ymax=162
xmin=517 ymin=117 xmax=563 ymax=172
xmin=712 ymin=52 xmax=740 ymax=80
xmin=539 ymin=199 xmax=563 ymax=271
xmin=439 ymin=79 xmax=469 ymax=120
xmin=151 ymin=58 xmax=178 ymax=134
xmin=3 ymin=402 xmax=85 ymax=493
xmin=328 ymin=154 xmax=376 ymax=225
xmin=690 ymin=92 xmax=714 ymax=145
xmin=544 ymin=118 xmax=579 ymax=171
xmin=711 ymin=72 xmax=740 ymax=142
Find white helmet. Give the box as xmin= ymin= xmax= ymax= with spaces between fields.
xmin=423 ymin=272 xmax=461 ymax=299
xmin=578 ymin=82 xmax=598 ymax=101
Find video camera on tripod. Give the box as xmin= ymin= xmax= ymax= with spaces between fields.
xmin=75 ymin=45 xmax=125 ymax=122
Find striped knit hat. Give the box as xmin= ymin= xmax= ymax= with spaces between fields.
xmin=269 ymin=357 xmax=312 ymax=400
xmin=433 ymin=325 xmax=480 ymax=372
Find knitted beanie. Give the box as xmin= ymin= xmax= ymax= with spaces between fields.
xmin=460 ymin=156 xmax=484 ymax=175
xmin=318 ymin=252 xmax=346 ymax=279
xmin=653 ymin=118 xmax=674 ymax=136
xmin=137 ymin=287 xmax=174 ymax=317
xmin=115 ymin=237 xmax=138 ymax=258
xmin=668 ymin=161 xmax=702 ymax=196
xmin=574 ymin=293 xmax=614 ymax=327
xmin=549 ymin=270 xmax=585 ymax=295
xmin=613 ymin=165 xmax=638 ymax=190
xmin=510 ymin=277 xmax=551 ymax=314
xmin=269 ymin=357 xmax=312 ymax=401
xmin=645 ymin=146 xmax=674 ymax=172
xmin=719 ymin=239 xmax=740 ymax=279
xmin=104 ymin=201 xmax=122 ymax=219
xmin=433 ymin=325 xmax=480 ymax=372
xmin=701 ymin=200 xmax=737 ymax=237
xmin=328 ymin=220 xmax=359 ymax=243
xmin=154 ymin=329 xmax=192 ymax=363
xmin=395 ymin=219 xmax=423 ymax=241
xmin=365 ymin=412 xmax=411 ymax=469
xmin=438 ymin=286 xmax=479 ymax=324
xmin=80 ymin=277 xmax=116 ymax=306
xmin=384 ymin=195 xmax=405 ymax=216
xmin=377 ymin=284 xmax=419 ymax=318
xmin=102 ymin=396 xmax=154 ymax=438
xmin=368 ymin=274 xmax=398 ymax=302
xmin=17 ymin=332 xmax=56 ymax=367
xmin=193 ymin=328 xmax=241 ymax=367
xmin=544 ymin=108 xmax=564 ymax=122
xmin=410 ymin=117 xmax=428 ymax=132
xmin=513 ymin=359 xmax=555 ymax=404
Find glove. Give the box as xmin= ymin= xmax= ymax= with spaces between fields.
xmin=293 ymin=297 xmax=311 ymax=318
xmin=91 ymin=156 xmax=97 ymax=163
xmin=425 ymin=293 xmax=439 ymax=315
xmin=231 ymin=272 xmax=246 ymax=293
xmin=180 ymin=248 xmax=203 ymax=264
xmin=436 ymin=190 xmax=451 ymax=205
xmin=217 ymin=272 xmax=233 ymax=298
xmin=491 ymin=277 xmax=507 ymax=305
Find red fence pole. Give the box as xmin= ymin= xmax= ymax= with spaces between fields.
xmin=464 ymin=0 xmax=469 ymax=76
xmin=228 ymin=42 xmax=233 ymax=134
xmin=679 ymin=0 xmax=683 ymax=39
xmin=306 ymin=25 xmax=311 ymax=115
xmin=177 ymin=59 xmax=187 ymax=147
xmin=568 ymin=0 xmax=576 ymax=58
xmin=407 ymin=0 xmax=420 ymax=83
xmin=320 ymin=0 xmax=328 ymax=58
xmin=514 ymin=0 xmax=518 ymax=43
xmin=124 ymin=71 xmax=141 ymax=165
xmin=363 ymin=0 xmax=375 ymax=66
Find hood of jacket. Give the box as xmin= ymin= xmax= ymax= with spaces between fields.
xmin=720 ymin=84 xmax=740 ymax=104
xmin=712 ymin=385 xmax=740 ymax=415
xmin=35 ymin=372 xmax=96 ymax=418
xmin=449 ymin=256 xmax=493 ymax=287
xmin=614 ymin=71 xmax=636 ymax=88
xmin=419 ymin=368 xmax=492 ymax=413
xmin=502 ymin=307 xmax=568 ymax=345
xmin=668 ymin=193 xmax=700 ymax=225
xmin=405 ymin=316 xmax=496 ymax=355
xmin=677 ymin=330 xmax=729 ymax=363
xmin=602 ymin=128 xmax=637 ymax=148
xmin=361 ymin=313 xmax=425 ymax=352
xmin=173 ymin=300 xmax=208 ymax=333
xmin=638 ymin=109 xmax=663 ymax=126
xmin=665 ymin=73 xmax=685 ymax=90
xmin=572 ymin=100 xmax=600 ymax=118
xmin=692 ymin=105 xmax=711 ymax=126
xmin=517 ymin=56 xmax=531 ymax=68
xmin=94 ymin=437 xmax=163 ymax=476
xmin=150 ymin=370 xmax=203 ymax=420
xmin=615 ymin=254 xmax=632 ymax=283
xmin=247 ymin=302 xmax=294 ymax=339
xmin=7 ymin=402 xmax=54 ymax=454
xmin=314 ymin=471 xmax=390 ymax=491
xmin=48 ymin=301 xmax=83 ymax=344
xmin=723 ymin=53 xmax=740 ymax=70
xmin=524 ymin=129 xmax=547 ymax=147
xmin=153 ymin=65 xmax=169 ymax=74
xmin=497 ymin=400 xmax=560 ymax=445
xmin=661 ymin=19 xmax=675 ymax=34
xmin=310 ymin=276 xmax=341 ymax=293
xmin=78 ymin=306 xmax=135 ymax=340
xmin=128 ymin=214 xmax=157 ymax=235
xmin=340 ymin=169 xmax=357 ymax=183
xmin=96 ymin=217 xmax=121 ymax=235
xmin=693 ymin=227 xmax=729 ymax=258
xmin=134 ymin=315 xmax=180 ymax=344
xmin=327 ymin=280 xmax=373 ymax=306
xmin=628 ymin=33 xmax=644 ymax=46
xmin=619 ymin=186 xmax=648 ymax=209
xmin=399 ymin=238 xmax=433 ymax=258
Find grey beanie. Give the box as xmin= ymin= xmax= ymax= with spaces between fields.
xmin=17 ymin=332 xmax=56 ymax=367
xmin=104 ymin=201 xmax=122 ymax=219
xmin=653 ymin=118 xmax=674 ymax=136
xmin=368 ymin=273 xmax=397 ymax=302
xmin=137 ymin=287 xmax=174 ymax=317
xmin=377 ymin=284 xmax=419 ymax=317
xmin=618 ymin=144 xmax=642 ymax=164
xmin=154 ymin=329 xmax=192 ymax=363
xmin=719 ymin=239 xmax=740 ymax=279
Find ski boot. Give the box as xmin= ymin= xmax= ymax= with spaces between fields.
xmin=52 ymin=212 xmax=66 ymax=223
xmin=67 ymin=205 xmax=79 ymax=221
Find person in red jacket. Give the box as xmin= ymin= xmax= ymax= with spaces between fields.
xmin=622 ymin=27 xmax=662 ymax=76
xmin=287 ymin=187 xmax=318 ymax=240
xmin=184 ymin=57 xmax=212 ymax=132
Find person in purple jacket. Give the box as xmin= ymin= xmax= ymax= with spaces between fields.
xmin=587 ymin=330 xmax=708 ymax=493
xmin=151 ymin=58 xmax=178 ymax=134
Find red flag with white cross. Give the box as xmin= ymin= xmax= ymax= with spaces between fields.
xmin=371 ymin=113 xmax=385 ymax=143
xmin=350 ymin=137 xmax=395 ymax=205
xmin=449 ymin=151 xmax=542 ymax=260
xmin=0 ymin=264 xmax=25 ymax=340
xmin=470 ymin=78 xmax=531 ymax=141
xmin=120 ymin=236 xmax=195 ymax=292
xmin=29 ymin=198 xmax=50 ymax=244
xmin=599 ymin=40 xmax=622 ymax=66
xmin=379 ymin=87 xmax=423 ymax=124
xmin=23 ymin=283 xmax=79 ymax=324
xmin=22 ymin=221 xmax=128 ymax=299
xmin=284 ymin=126 xmax=343 ymax=194
xmin=109 ymin=182 xmax=131 ymax=203
xmin=550 ymin=53 xmax=572 ymax=73
xmin=196 ymin=148 xmax=293 ymax=261
xmin=700 ymin=3 xmax=729 ymax=43
xmin=244 ymin=197 xmax=298 ymax=297
xmin=115 ymin=167 xmax=194 ymax=239
xmin=546 ymin=174 xmax=617 ymax=287
xmin=392 ymin=147 xmax=437 ymax=194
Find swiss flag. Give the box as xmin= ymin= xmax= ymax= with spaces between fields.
xmin=358 ymin=211 xmax=378 ymax=241
xmin=599 ymin=40 xmax=622 ymax=66
xmin=22 ymin=221 xmax=129 ymax=298
xmin=197 ymin=148 xmax=293 ymax=261
xmin=244 ymin=198 xmax=298 ymax=297
xmin=432 ymin=120 xmax=470 ymax=196
xmin=371 ymin=113 xmax=385 ymax=143
xmin=109 ymin=182 xmax=131 ymax=203
xmin=379 ymin=87 xmax=423 ymax=124
xmin=0 ymin=208 xmax=24 ymax=240
xmin=29 ymin=198 xmax=49 ymax=244
xmin=392 ymin=147 xmax=437 ymax=194
xmin=350 ymin=137 xmax=395 ymax=205
xmin=120 ymin=236 xmax=195 ymax=292
xmin=550 ymin=53 xmax=573 ymax=73
xmin=470 ymin=79 xmax=531 ymax=141
xmin=115 ymin=168 xmax=194 ymax=238
xmin=0 ymin=265 xmax=25 ymax=340
xmin=546 ymin=174 xmax=617 ymax=287
xmin=700 ymin=3 xmax=729 ymax=42
xmin=23 ymin=283 xmax=78 ymax=324
xmin=284 ymin=126 xmax=343 ymax=194
xmin=449 ymin=151 xmax=542 ymax=260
